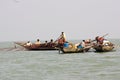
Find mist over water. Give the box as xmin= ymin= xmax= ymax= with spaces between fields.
xmin=0 ymin=39 xmax=120 ymax=80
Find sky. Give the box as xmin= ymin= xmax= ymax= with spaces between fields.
xmin=0 ymin=0 xmax=120 ymax=42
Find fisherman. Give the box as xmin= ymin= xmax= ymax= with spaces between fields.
xmin=57 ymin=37 xmax=65 ymax=48
xmin=55 ymin=32 xmax=67 ymax=48
xmin=48 ymin=39 xmax=54 ymax=47
xmin=103 ymin=40 xmax=110 ymax=46
xmin=85 ymin=39 xmax=91 ymax=44
xmin=55 ymin=32 xmax=66 ymax=43
xmin=59 ymin=32 xmax=66 ymax=42
xmin=95 ymin=36 xmax=104 ymax=44
xmin=81 ymin=40 xmax=86 ymax=48
xmin=25 ymin=41 xmax=32 ymax=46
xmin=44 ymin=40 xmax=48 ymax=47
xmin=35 ymin=39 xmax=41 ymax=45
xmin=77 ymin=40 xmax=86 ymax=48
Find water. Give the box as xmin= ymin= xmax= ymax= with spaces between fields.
xmin=0 ymin=39 xmax=120 ymax=80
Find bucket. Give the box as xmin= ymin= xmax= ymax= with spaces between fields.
xmin=63 ymin=43 xmax=69 ymax=48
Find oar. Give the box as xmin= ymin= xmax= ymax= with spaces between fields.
xmin=102 ymin=33 xmax=109 ymax=38
xmin=91 ymin=33 xmax=109 ymax=42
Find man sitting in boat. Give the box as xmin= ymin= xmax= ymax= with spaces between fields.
xmin=34 ymin=39 xmax=41 ymax=47
xmin=48 ymin=39 xmax=55 ymax=47
xmin=103 ymin=40 xmax=110 ymax=46
xmin=103 ymin=40 xmax=114 ymax=46
xmin=77 ymin=40 xmax=86 ymax=49
xmin=24 ymin=41 xmax=32 ymax=46
xmin=85 ymin=39 xmax=91 ymax=44
xmin=44 ymin=40 xmax=48 ymax=47
xmin=35 ymin=39 xmax=41 ymax=45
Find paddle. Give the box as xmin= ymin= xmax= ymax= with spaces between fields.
xmin=102 ymin=33 xmax=109 ymax=38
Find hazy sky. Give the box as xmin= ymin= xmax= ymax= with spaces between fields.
xmin=0 ymin=0 xmax=120 ymax=42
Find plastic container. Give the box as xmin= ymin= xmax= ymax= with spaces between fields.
xmin=63 ymin=43 xmax=69 ymax=48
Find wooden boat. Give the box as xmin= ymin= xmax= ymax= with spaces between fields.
xmin=60 ymin=44 xmax=91 ymax=53
xmin=93 ymin=42 xmax=114 ymax=52
xmin=14 ymin=42 xmax=59 ymax=51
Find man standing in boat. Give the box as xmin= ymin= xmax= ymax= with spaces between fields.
xmin=55 ymin=32 xmax=67 ymax=48
xmin=59 ymin=32 xmax=66 ymax=42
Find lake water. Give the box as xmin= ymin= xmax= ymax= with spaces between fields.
xmin=0 ymin=39 xmax=120 ymax=80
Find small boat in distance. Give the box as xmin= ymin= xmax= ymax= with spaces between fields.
xmin=59 ymin=42 xmax=92 ymax=53
xmin=92 ymin=34 xmax=115 ymax=52
xmin=93 ymin=42 xmax=114 ymax=52
xmin=60 ymin=46 xmax=91 ymax=53
xmin=92 ymin=37 xmax=115 ymax=52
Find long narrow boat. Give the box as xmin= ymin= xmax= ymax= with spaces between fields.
xmin=14 ymin=42 xmax=59 ymax=50
xmin=93 ymin=42 xmax=114 ymax=52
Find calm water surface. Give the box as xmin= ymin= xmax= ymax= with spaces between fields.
xmin=0 ymin=39 xmax=120 ymax=80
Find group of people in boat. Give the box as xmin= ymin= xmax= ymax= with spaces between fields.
xmin=24 ymin=39 xmax=55 ymax=47
xmin=57 ymin=32 xmax=114 ymax=50
xmin=94 ymin=36 xmax=113 ymax=46
xmin=62 ymin=39 xmax=92 ymax=50
xmin=25 ymin=39 xmax=41 ymax=47
xmin=24 ymin=32 xmax=66 ymax=48
xmin=24 ymin=32 xmax=113 ymax=50
xmin=76 ymin=39 xmax=91 ymax=49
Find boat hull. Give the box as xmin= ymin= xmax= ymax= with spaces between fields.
xmin=14 ymin=42 xmax=59 ymax=51
xmin=93 ymin=45 xmax=114 ymax=52
xmin=61 ymin=48 xmax=90 ymax=53
xmin=60 ymin=45 xmax=91 ymax=53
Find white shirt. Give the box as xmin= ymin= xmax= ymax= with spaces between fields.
xmin=26 ymin=42 xmax=32 ymax=46
xmin=60 ymin=33 xmax=66 ymax=41
xmin=81 ymin=41 xmax=85 ymax=47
